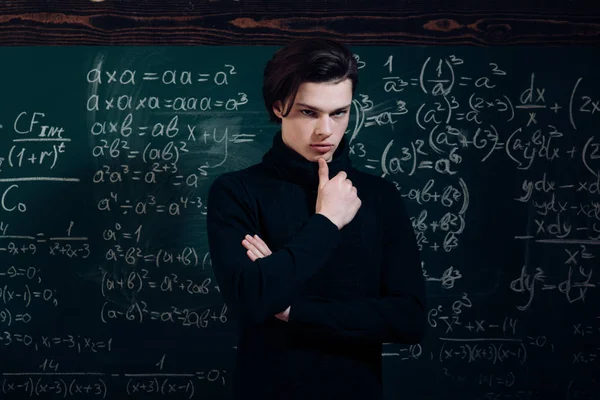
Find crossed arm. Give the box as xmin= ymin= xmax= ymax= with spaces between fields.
xmin=241 ymin=234 xmax=291 ymax=321
xmin=241 ymin=231 xmax=425 ymax=345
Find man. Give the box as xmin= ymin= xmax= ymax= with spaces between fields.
xmin=207 ymin=38 xmax=426 ymax=400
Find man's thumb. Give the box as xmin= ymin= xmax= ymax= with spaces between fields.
xmin=317 ymin=158 xmax=329 ymax=190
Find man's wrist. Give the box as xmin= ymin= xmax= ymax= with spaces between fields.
xmin=315 ymin=212 xmax=340 ymax=230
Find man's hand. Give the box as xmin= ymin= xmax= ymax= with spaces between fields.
xmin=242 ymin=234 xmax=290 ymax=322
xmin=315 ymin=157 xmax=361 ymax=230
xmin=242 ymin=234 xmax=272 ymax=261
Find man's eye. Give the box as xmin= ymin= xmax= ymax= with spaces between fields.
xmin=300 ymin=109 xmax=347 ymax=117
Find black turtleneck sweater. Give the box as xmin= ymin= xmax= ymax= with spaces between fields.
xmin=206 ymin=131 xmax=426 ymax=400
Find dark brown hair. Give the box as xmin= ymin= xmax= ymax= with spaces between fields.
xmin=262 ymin=38 xmax=359 ymax=123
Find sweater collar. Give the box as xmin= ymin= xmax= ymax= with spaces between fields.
xmin=261 ymin=130 xmax=352 ymax=191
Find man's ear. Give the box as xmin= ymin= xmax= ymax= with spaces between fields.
xmin=272 ymin=101 xmax=284 ymax=119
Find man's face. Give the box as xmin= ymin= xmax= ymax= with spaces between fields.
xmin=273 ymin=79 xmax=353 ymax=163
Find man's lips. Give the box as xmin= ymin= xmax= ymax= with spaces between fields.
xmin=311 ymin=144 xmax=334 ymax=153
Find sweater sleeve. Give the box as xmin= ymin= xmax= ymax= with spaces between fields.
xmin=287 ymin=181 xmax=426 ymax=344
xmin=206 ymin=173 xmax=342 ymax=326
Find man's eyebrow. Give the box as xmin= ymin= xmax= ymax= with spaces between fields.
xmin=295 ymin=102 xmax=352 ymax=113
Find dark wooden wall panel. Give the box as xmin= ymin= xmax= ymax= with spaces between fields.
xmin=0 ymin=0 xmax=599 ymax=45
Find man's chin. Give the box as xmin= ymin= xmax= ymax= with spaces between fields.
xmin=308 ymin=154 xmax=332 ymax=163
xmin=300 ymin=155 xmax=327 ymax=163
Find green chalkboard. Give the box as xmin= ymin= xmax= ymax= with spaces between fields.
xmin=0 ymin=46 xmax=599 ymax=400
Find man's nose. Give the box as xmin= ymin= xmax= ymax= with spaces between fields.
xmin=315 ymin=116 xmax=332 ymax=136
